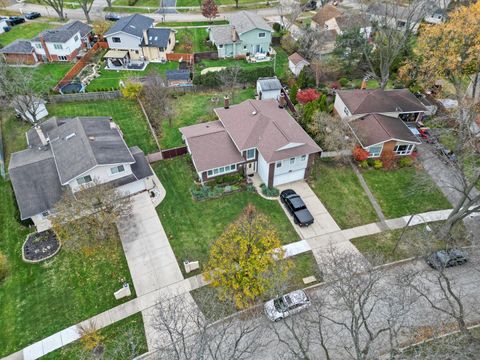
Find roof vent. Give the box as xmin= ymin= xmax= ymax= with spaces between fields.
xmin=252 ymin=111 xmax=257 ymax=115
xmin=89 ymin=136 xmax=95 ymax=141
xmin=65 ymin=133 xmax=76 ymax=140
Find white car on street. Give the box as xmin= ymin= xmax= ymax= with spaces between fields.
xmin=264 ymin=290 xmax=311 ymax=321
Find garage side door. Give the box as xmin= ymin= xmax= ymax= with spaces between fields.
xmin=273 ymin=169 xmax=305 ymax=186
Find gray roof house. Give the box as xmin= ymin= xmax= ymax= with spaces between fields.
xmin=32 ymin=20 xmax=92 ymax=43
xmin=9 ymin=117 xmax=154 ymax=231
xmin=180 ymin=99 xmax=321 ymax=187
xmin=209 ymin=11 xmax=273 ymax=58
xmin=105 ymin=14 xmax=154 ymax=39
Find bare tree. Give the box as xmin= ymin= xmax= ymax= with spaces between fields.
xmin=51 ymin=181 xmax=132 ymax=251
xmin=139 ymin=74 xmax=173 ymax=131
xmin=308 ymin=111 xmax=355 ymax=153
xmin=362 ymin=1 xmax=428 ymax=89
xmin=41 ymin=0 xmax=66 ymax=20
xmin=148 ymin=291 xmax=266 ymax=360
xmin=217 ymin=65 xmax=241 ymax=104
xmin=76 ymin=0 xmax=94 ymax=23
xmin=277 ymin=0 xmax=305 ymax=32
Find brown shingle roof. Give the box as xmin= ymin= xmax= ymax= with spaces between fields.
xmin=312 ymin=4 xmax=343 ymax=26
xmin=215 ymin=99 xmax=321 ymax=163
xmin=336 ymin=89 xmax=427 ymax=115
xmin=288 ymin=52 xmax=309 ymax=65
xmin=335 ymin=14 xmax=370 ymax=30
xmin=180 ymin=121 xmax=244 ymax=172
xmin=348 ymin=114 xmax=421 ymax=147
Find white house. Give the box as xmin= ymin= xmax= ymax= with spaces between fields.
xmin=288 ymin=52 xmax=309 ymax=77
xmin=180 ymin=99 xmax=322 ymax=187
xmin=8 ymin=117 xmax=155 ymax=231
xmin=256 ymin=77 xmax=283 ymax=100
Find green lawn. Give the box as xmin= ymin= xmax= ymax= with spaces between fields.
xmin=191 ymin=251 xmax=320 ymax=321
xmin=177 ymin=0 xmax=261 ymax=5
xmin=42 ymin=313 xmax=147 ymax=359
xmin=362 ymin=167 xmax=451 ymax=219
xmin=308 ymin=160 xmax=378 ymax=228
xmin=47 ymin=99 xmax=159 ymax=153
xmin=86 ymin=62 xmax=178 ymax=92
xmin=16 ymin=63 xmax=73 ymax=93
xmin=153 ymin=156 xmax=300 ymax=276
xmin=0 ymin=22 xmax=54 ymax=47
xmin=273 ymin=46 xmax=289 ymax=79
xmin=113 ymin=0 xmax=159 ymax=6
xmin=161 ymin=87 xmax=255 ymax=148
xmin=0 ymin=180 xmax=135 ymax=357
xmin=155 ymin=20 xmax=229 ymax=27
xmin=1 ymin=113 xmax=31 ymax=167
xmin=175 ymin=28 xmax=215 ymax=53
xmin=351 ymin=221 xmax=467 ymax=264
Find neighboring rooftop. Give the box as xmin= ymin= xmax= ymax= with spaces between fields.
xmin=257 ymin=77 xmax=282 ymax=91
xmin=366 ymin=2 xmax=424 ymax=22
xmin=312 ymin=4 xmax=343 ymax=26
xmin=209 ymin=25 xmax=233 ymax=45
xmin=336 ymin=89 xmax=427 ymax=115
xmin=215 ymin=99 xmax=321 ymax=162
xmin=348 ymin=113 xmax=421 ymax=147
xmin=32 ymin=21 xmax=92 ymax=43
xmin=105 ymin=14 xmax=154 ymax=38
xmin=0 ymin=39 xmax=33 ymax=54
xmin=335 ymin=13 xmax=370 ymax=29
xmin=230 ymin=11 xmax=272 ymax=34
xmin=288 ymin=52 xmax=309 ymax=65
xmin=141 ymin=27 xmax=171 ymax=48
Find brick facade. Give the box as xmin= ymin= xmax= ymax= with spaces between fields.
xmin=2 ymin=53 xmax=38 ymax=65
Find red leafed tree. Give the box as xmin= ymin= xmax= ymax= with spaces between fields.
xmin=353 ymin=145 xmax=369 ymax=161
xmin=296 ymin=88 xmax=321 ymax=104
xmin=201 ymin=0 xmax=218 ymax=21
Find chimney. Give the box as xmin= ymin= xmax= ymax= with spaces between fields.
xmin=35 ymin=125 xmax=48 ymax=146
xmin=361 ymin=79 xmax=367 ymax=90
xmin=279 ymin=93 xmax=286 ymax=108
xmin=39 ymin=35 xmax=52 ymax=63
xmin=224 ymin=95 xmax=230 ymax=109
xmin=231 ymin=26 xmax=237 ymax=42
xmin=143 ymin=30 xmax=148 ymax=46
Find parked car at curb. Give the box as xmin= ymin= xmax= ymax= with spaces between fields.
xmin=25 ymin=12 xmax=41 ymax=20
xmin=7 ymin=16 xmax=25 ymax=26
xmin=105 ymin=13 xmax=121 ymax=21
xmin=280 ymin=189 xmax=314 ymax=226
xmin=426 ymin=249 xmax=468 ymax=270
xmin=264 ymin=290 xmax=311 ymax=321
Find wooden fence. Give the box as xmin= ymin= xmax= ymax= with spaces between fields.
xmin=281 ymin=88 xmax=296 ymax=114
xmin=194 ymin=51 xmax=218 ymax=62
xmin=166 ymin=53 xmax=194 ymax=64
xmin=54 ymin=42 xmax=108 ymax=91
xmin=48 ymin=90 xmax=121 ymax=103
xmin=161 ymin=146 xmax=188 ymax=159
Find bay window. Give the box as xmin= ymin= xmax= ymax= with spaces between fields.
xmin=393 ymin=144 xmax=414 ymax=155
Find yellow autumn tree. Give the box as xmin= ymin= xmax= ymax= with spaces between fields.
xmin=205 ymin=204 xmax=291 ymax=309
xmin=415 ymin=2 xmax=480 ymax=96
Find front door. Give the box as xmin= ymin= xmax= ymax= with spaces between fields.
xmin=246 ymin=162 xmax=256 ymax=175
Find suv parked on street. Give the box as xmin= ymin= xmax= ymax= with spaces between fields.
xmin=7 ymin=16 xmax=25 ymax=26
xmin=280 ymin=189 xmax=314 ymax=226
xmin=426 ymin=249 xmax=468 ymax=270
xmin=264 ymin=290 xmax=311 ymax=321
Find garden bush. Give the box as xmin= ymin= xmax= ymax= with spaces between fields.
xmin=339 ymin=78 xmax=349 ymax=87
xmin=380 ymin=151 xmax=397 ymax=170
xmin=398 ymin=156 xmax=414 ymax=167
xmin=0 ymin=251 xmax=8 ymax=282
xmin=367 ymin=158 xmax=376 ymax=167
xmin=359 ymin=160 xmax=369 ymax=169
xmin=214 ymin=173 xmax=244 ymax=185
xmin=273 ymin=22 xmax=282 ymax=32
xmin=353 ymin=146 xmax=369 ymax=162
xmin=373 ymin=159 xmax=383 ymax=169
xmin=260 ymin=183 xmax=279 ymax=197
xmin=127 ymin=0 xmax=138 ymax=5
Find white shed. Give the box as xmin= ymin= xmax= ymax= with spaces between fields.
xmin=13 ymin=96 xmax=49 ymax=123
xmin=256 ymin=77 xmax=282 ymax=100
xmin=288 ymin=52 xmax=309 ymax=77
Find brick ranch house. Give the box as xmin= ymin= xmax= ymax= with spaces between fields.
xmin=334 ymin=89 xmax=427 ymax=157
xmin=180 ymin=99 xmax=322 ymax=187
xmin=0 ymin=21 xmax=93 ymax=64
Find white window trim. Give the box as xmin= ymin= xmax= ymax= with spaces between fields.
xmin=393 ymin=143 xmax=414 ymax=155
xmin=207 ymin=164 xmax=237 ymax=178
xmin=301 ymin=154 xmax=307 ymax=161
xmin=258 ymin=32 xmax=266 ymax=38
xmin=110 ymin=165 xmax=125 ymax=175
xmin=290 ymin=157 xmax=296 ymax=165
xmin=246 ymin=148 xmax=255 ymax=160
xmin=218 ymin=44 xmax=224 ymax=48
xmin=276 ymin=161 xmax=282 ymax=168
xmin=367 ymin=144 xmax=384 ymax=158
xmin=76 ymin=175 xmax=93 ymax=185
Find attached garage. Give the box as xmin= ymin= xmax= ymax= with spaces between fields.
xmin=273 ymin=168 xmax=306 ymax=186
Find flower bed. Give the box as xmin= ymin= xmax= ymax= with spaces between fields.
xmin=190 ymin=182 xmax=255 ymax=201
xmin=22 ymin=230 xmax=61 ymax=263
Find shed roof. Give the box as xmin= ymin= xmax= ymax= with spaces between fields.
xmin=288 ymin=52 xmax=309 ymax=65
xmin=166 ymin=69 xmax=191 ymax=81
xmin=0 ymin=39 xmax=33 ymax=54
xmin=257 ymin=77 xmax=282 ymax=91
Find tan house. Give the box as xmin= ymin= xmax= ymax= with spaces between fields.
xmin=140 ymin=28 xmax=176 ymax=62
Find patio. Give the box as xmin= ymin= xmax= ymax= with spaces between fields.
xmin=104 ymin=50 xmax=148 ymax=71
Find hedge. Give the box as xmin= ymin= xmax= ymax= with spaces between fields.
xmin=193 ymin=66 xmax=274 ymax=87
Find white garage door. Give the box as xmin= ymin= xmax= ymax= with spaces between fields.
xmin=273 ymin=169 xmax=305 ymax=186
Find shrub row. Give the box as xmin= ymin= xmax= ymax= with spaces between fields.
xmin=359 ymin=155 xmax=415 ymax=170
xmin=193 ymin=66 xmax=274 ymax=87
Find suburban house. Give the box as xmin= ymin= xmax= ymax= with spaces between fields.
xmin=180 ymin=99 xmax=321 ymax=187
xmin=104 ymin=14 xmax=175 ymax=68
xmin=166 ymin=69 xmax=192 ymax=87
xmin=334 ymin=89 xmax=427 ymax=158
xmin=366 ymin=2 xmax=423 ymax=33
xmin=288 ymin=52 xmax=309 ymax=77
xmin=8 ymin=117 xmax=155 ymax=231
xmin=256 ymin=77 xmax=282 ymax=100
xmin=209 ymin=11 xmax=272 ymax=59
xmin=311 ymin=4 xmax=343 ymax=29
xmin=312 ymin=5 xmax=371 ymax=37
xmin=0 ymin=21 xmax=92 ymax=64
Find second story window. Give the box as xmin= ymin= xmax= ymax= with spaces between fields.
xmin=76 ymin=175 xmax=92 ymax=186
xmin=110 ymin=165 xmax=125 ymax=175
xmin=112 ymin=37 xmax=121 ymax=43
xmin=74 ymin=34 xmax=79 ymax=42
xmin=246 ymin=148 xmax=255 ymax=160
xmin=53 ymin=43 xmax=63 ymax=50
xmin=34 ymin=43 xmax=42 ymax=49
xmin=258 ymin=32 xmax=266 ymax=38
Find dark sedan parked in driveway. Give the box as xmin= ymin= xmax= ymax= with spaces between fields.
xmin=105 ymin=13 xmax=121 ymax=21
xmin=25 ymin=12 xmax=41 ymax=20
xmin=426 ymin=249 xmax=468 ymax=270
xmin=7 ymin=16 xmax=25 ymax=26
xmin=280 ymin=189 xmax=314 ymax=227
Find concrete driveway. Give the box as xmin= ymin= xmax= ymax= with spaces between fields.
xmin=117 ymin=192 xmax=184 ymax=297
xmin=277 ymin=181 xmax=341 ymax=240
